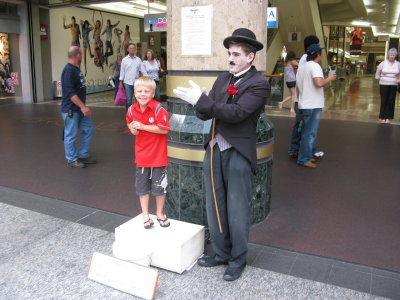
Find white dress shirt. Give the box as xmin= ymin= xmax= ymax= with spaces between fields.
xmin=119 ymin=55 xmax=148 ymax=85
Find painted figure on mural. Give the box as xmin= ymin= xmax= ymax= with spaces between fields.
xmin=80 ymin=19 xmax=94 ymax=76
xmin=63 ymin=16 xmax=81 ymax=47
xmin=174 ymin=28 xmax=270 ymax=281
xmin=123 ymin=25 xmax=132 ymax=55
xmin=102 ymin=19 xmax=120 ymax=66
xmin=92 ymin=11 xmax=104 ymax=72
xmin=113 ymin=27 xmax=123 ymax=54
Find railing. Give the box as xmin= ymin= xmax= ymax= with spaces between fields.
xmin=264 ymin=60 xmax=284 ymax=105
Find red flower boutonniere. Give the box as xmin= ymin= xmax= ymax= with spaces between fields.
xmin=227 ymin=84 xmax=238 ymax=96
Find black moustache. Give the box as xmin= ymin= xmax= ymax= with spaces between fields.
xmin=229 ymin=61 xmax=236 ymax=66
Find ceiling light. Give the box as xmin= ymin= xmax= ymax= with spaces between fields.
xmin=128 ymin=0 xmax=166 ymax=11
xmin=351 ymin=21 xmax=371 ymax=27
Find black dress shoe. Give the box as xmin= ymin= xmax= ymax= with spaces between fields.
xmin=223 ymin=264 xmax=246 ymax=281
xmin=78 ymin=157 xmax=97 ymax=164
xmin=197 ymin=256 xmax=227 ymax=267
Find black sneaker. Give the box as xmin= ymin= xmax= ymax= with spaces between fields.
xmin=78 ymin=157 xmax=97 ymax=164
xmin=68 ymin=160 xmax=86 ymax=168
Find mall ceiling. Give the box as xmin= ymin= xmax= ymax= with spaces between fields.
xmin=318 ymin=0 xmax=399 ymax=37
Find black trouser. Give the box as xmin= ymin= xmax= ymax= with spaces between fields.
xmin=203 ymin=144 xmax=252 ymax=268
xmin=379 ymin=85 xmax=397 ymax=119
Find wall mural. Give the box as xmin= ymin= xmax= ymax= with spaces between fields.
xmin=51 ymin=7 xmax=140 ymax=94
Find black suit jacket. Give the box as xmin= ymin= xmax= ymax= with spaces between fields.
xmin=195 ymin=66 xmax=270 ymax=173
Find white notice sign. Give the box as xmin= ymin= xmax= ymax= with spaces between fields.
xmin=181 ymin=5 xmax=212 ymax=56
xmin=88 ymin=252 xmax=158 ymax=300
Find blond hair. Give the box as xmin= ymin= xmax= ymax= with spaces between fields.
xmin=134 ymin=76 xmax=156 ymax=92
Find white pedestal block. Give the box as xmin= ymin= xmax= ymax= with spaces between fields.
xmin=113 ymin=214 xmax=205 ymax=274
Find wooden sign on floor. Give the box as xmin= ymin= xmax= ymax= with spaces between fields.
xmin=88 ymin=252 xmax=158 ymax=300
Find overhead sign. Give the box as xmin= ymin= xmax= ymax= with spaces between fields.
xmin=144 ymin=13 xmax=167 ymax=32
xmin=267 ymin=7 xmax=278 ymax=28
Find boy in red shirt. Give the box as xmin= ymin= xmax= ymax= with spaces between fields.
xmin=126 ymin=76 xmax=170 ymax=228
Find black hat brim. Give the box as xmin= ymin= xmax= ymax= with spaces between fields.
xmin=223 ymin=36 xmax=264 ymax=51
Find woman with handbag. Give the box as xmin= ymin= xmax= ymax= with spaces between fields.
xmin=143 ymin=49 xmax=163 ymax=101
xmin=375 ymin=48 xmax=400 ymax=124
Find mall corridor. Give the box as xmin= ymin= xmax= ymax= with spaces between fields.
xmin=1 ymin=74 xmax=400 ymax=299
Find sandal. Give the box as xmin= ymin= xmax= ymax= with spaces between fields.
xmin=157 ymin=217 xmax=170 ymax=228
xmin=144 ymin=219 xmax=154 ymax=229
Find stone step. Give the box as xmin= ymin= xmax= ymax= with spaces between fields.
xmin=113 ymin=214 xmax=205 ymax=274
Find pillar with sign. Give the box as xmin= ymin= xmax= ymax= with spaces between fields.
xmin=165 ymin=0 xmax=274 ymax=226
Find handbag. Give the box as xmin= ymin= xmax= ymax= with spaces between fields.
xmin=114 ymin=87 xmax=126 ymax=106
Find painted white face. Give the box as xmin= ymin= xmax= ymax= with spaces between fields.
xmin=388 ymin=53 xmax=397 ymax=61
xmin=227 ymin=45 xmax=254 ymax=74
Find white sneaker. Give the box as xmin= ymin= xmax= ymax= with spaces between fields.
xmin=313 ymin=151 xmax=324 ymax=158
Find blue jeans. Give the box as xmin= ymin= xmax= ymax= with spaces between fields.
xmin=154 ymin=80 xmax=160 ymax=101
xmin=61 ymin=111 xmax=94 ymax=163
xmin=297 ymin=108 xmax=322 ymax=164
xmin=123 ymin=83 xmax=134 ymax=110
xmin=288 ymin=102 xmax=301 ymax=154
xmin=289 ymin=102 xmax=318 ymax=155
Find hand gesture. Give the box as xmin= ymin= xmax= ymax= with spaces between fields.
xmin=128 ymin=122 xmax=139 ymax=135
xmin=132 ymin=121 xmax=144 ymax=130
xmin=173 ymin=80 xmax=202 ymax=106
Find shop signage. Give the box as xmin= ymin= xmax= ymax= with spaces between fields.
xmin=144 ymin=13 xmax=167 ymax=32
xmin=267 ymin=7 xmax=278 ymax=28
xmin=40 ymin=24 xmax=48 ymax=40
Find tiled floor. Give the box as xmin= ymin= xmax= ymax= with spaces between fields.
xmin=267 ymin=74 xmax=400 ymax=125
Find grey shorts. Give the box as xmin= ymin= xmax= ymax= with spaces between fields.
xmin=135 ymin=166 xmax=168 ymax=196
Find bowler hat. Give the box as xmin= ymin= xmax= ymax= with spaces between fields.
xmin=223 ymin=28 xmax=264 ymax=51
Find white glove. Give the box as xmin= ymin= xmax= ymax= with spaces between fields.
xmin=173 ymin=80 xmax=202 ymax=106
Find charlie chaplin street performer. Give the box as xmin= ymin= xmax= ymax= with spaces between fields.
xmin=173 ymin=28 xmax=270 ymax=281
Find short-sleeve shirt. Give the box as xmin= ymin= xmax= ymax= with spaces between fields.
xmin=126 ymin=99 xmax=170 ymax=167
xmin=143 ymin=59 xmax=160 ymax=81
xmin=61 ymin=63 xmax=86 ymax=113
xmin=297 ymin=61 xmax=325 ymax=109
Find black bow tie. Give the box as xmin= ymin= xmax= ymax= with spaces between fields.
xmin=230 ymin=72 xmax=246 ymax=85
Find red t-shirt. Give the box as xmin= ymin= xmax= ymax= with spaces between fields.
xmin=126 ymin=100 xmax=170 ymax=167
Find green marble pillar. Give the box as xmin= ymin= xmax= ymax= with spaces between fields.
xmin=165 ymin=94 xmax=274 ymax=226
